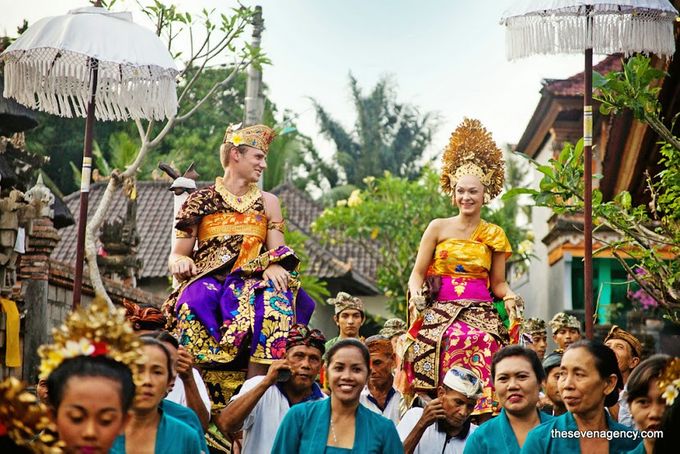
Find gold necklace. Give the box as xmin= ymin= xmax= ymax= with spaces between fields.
xmin=215 ymin=177 xmax=260 ymax=213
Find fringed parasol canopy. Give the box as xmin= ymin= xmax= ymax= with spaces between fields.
xmin=1 ymin=7 xmax=178 ymax=122
xmin=500 ymin=0 xmax=679 ymax=60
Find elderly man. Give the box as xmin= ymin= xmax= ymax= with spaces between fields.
xmin=398 ymin=367 xmax=482 ymax=454
xmin=324 ymin=291 xmax=365 ymax=351
xmin=360 ymin=335 xmax=405 ymax=425
xmin=216 ymin=324 xmax=326 ymax=453
xmin=604 ymin=325 xmax=643 ymax=426
xmin=521 ymin=317 xmax=548 ymax=361
xmin=548 ymin=312 xmax=581 ymax=353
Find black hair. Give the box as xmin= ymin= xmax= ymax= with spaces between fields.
xmin=654 ymin=394 xmax=679 ymax=454
xmin=567 ymin=340 xmax=622 ymax=407
xmin=325 ymin=338 xmax=370 ymax=370
xmin=627 ymin=354 xmax=671 ymax=404
xmin=491 ymin=345 xmax=546 ymax=382
xmin=46 ymin=355 xmax=135 ymax=412
xmin=139 ymin=336 xmax=175 ymax=381
xmin=145 ymin=330 xmax=180 ymax=350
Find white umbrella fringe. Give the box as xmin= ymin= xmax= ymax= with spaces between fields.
xmin=501 ymin=7 xmax=677 ymax=60
xmin=2 ymin=47 xmax=178 ymax=121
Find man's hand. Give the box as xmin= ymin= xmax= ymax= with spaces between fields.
xmin=176 ymin=346 xmax=194 ymax=381
xmin=263 ymin=263 xmax=290 ymax=292
xmin=263 ymin=359 xmax=291 ymax=387
xmin=170 ymin=254 xmax=198 ymax=281
xmin=418 ymin=398 xmax=447 ymax=428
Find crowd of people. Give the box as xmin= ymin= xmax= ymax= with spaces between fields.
xmin=1 ymin=120 xmax=679 ymax=454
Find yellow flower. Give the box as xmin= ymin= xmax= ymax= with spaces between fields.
xmin=347 ymin=190 xmax=362 ymax=207
xmin=336 ymin=200 xmax=348 ymax=207
xmin=231 ymin=134 xmax=243 ymax=145
xmin=363 ymin=176 xmax=375 ymax=185
xmin=662 ymin=384 xmax=678 ymax=406
xmin=65 ymin=338 xmax=95 ymax=358
xmin=370 ymin=227 xmax=380 ymax=239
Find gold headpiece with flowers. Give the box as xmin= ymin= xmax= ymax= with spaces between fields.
xmin=440 ymin=118 xmax=505 ymax=202
xmin=38 ymin=297 xmax=142 ymax=380
xmin=0 ymin=377 xmax=63 ymax=453
xmin=223 ymin=123 xmax=276 ymax=154
xmin=659 ymin=357 xmax=680 ymax=406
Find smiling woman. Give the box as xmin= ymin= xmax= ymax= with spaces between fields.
xmin=271 ymin=339 xmax=404 ymax=453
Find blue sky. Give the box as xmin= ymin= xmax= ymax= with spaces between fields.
xmin=2 ymin=1 xmax=597 ymax=160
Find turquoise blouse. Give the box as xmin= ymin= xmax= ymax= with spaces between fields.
xmin=110 ymin=407 xmax=203 ymax=454
xmin=160 ymin=399 xmax=208 ymax=454
xmin=463 ymin=408 xmax=553 ymax=454
xmin=271 ymin=398 xmax=404 ymax=454
xmin=520 ymin=410 xmax=642 ymax=453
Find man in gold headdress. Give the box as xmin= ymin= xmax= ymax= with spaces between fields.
xmin=605 ymin=325 xmax=643 ymax=426
xmin=162 ymin=124 xmax=315 ymax=391
xmin=548 ymin=312 xmax=581 ymax=353
xmin=403 ymin=118 xmax=523 ymax=418
xmin=521 ymin=317 xmax=548 ymax=360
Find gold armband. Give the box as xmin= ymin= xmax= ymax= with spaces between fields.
xmin=267 ymin=220 xmax=285 ymax=232
xmin=175 ymin=229 xmax=195 ymax=239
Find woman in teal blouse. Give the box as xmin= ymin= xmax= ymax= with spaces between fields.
xmin=110 ymin=338 xmax=202 ymax=453
xmin=271 ymin=339 xmax=403 ymax=453
xmin=521 ymin=340 xmax=641 ymax=453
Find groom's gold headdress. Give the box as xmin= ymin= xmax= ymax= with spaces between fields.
xmin=440 ymin=118 xmax=504 ymax=202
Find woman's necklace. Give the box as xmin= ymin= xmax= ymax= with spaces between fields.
xmin=330 ymin=415 xmax=338 ymax=444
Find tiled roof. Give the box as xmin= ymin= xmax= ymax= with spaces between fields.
xmin=543 ymin=54 xmax=623 ymax=97
xmin=53 ymin=181 xmax=174 ymax=278
xmin=53 ymin=181 xmax=380 ymax=291
xmin=272 ymin=183 xmax=379 ymax=291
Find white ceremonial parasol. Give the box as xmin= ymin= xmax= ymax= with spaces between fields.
xmin=501 ymin=0 xmax=678 ymax=338
xmin=1 ymin=6 xmax=178 ymax=308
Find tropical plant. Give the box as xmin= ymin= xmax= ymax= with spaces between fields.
xmin=311 ymin=75 xmax=439 ymax=196
xmin=503 ymin=56 xmax=680 ymax=323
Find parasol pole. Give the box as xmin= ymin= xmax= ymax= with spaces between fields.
xmin=72 ymin=58 xmax=98 ymax=309
xmin=583 ymin=6 xmax=594 ymax=339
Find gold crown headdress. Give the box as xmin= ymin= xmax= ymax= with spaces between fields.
xmin=440 ymin=118 xmax=504 ymax=202
xmin=38 ymin=297 xmax=142 ymax=380
xmin=659 ymin=357 xmax=680 ymax=406
xmin=0 ymin=377 xmax=63 ymax=453
xmin=223 ymin=123 xmax=276 ymax=154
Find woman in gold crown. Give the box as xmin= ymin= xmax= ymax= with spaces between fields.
xmin=403 ymin=118 xmax=523 ymax=417
xmin=162 ymin=124 xmax=315 ymax=387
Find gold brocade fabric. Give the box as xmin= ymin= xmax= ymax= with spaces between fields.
xmin=426 ymin=220 xmax=512 ymax=278
xmin=198 ymin=211 xmax=267 ymax=270
xmin=201 ymin=369 xmax=247 ymax=409
xmin=163 ymin=184 xmax=267 ymax=324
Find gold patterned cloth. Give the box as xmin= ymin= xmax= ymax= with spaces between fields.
xmin=404 ymin=220 xmax=511 ymax=413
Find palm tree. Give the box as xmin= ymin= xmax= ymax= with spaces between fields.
xmin=312 ymin=74 xmax=439 ymax=188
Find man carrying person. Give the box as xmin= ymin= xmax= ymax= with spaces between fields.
xmin=360 ymin=335 xmax=406 ymax=425
xmin=397 ymin=367 xmax=482 ymax=454
xmin=520 ymin=317 xmax=547 ymax=361
xmin=548 ymin=312 xmax=581 ymax=353
xmin=215 ymin=324 xmax=326 ymax=453
xmin=604 ymin=325 xmax=643 ymax=426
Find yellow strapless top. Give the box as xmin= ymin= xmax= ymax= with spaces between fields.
xmin=427 ymin=220 xmax=512 ymax=278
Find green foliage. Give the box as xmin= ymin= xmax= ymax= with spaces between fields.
xmin=311 ymin=75 xmax=439 ymax=190
xmin=505 ymin=57 xmax=680 ymax=323
xmin=313 ymin=167 xmax=532 ymax=317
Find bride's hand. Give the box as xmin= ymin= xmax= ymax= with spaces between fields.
xmin=503 ymin=293 xmax=524 ymax=320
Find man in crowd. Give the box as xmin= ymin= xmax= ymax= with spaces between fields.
xmin=216 ymin=324 xmax=326 ymax=453
xmin=397 ymin=366 xmax=482 ymax=454
xmin=521 ymin=317 xmax=547 ymax=361
xmin=548 ymin=312 xmax=581 ymax=353
xmin=360 ymin=335 xmax=405 ymax=425
xmin=604 ymin=325 xmax=642 ymax=426
xmin=540 ymin=351 xmax=566 ymax=416
xmin=324 ymin=291 xmax=365 ymax=351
